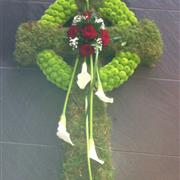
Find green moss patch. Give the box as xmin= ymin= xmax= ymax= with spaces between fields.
xmin=110 ymin=19 xmax=163 ymax=67
xmin=62 ymin=87 xmax=114 ymax=180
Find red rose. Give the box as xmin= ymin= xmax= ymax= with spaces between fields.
xmin=101 ymin=29 xmax=110 ymax=46
xmin=67 ymin=26 xmax=79 ymax=38
xmin=83 ymin=11 xmax=92 ymax=20
xmin=82 ymin=24 xmax=98 ymax=39
xmin=80 ymin=44 xmax=94 ymax=57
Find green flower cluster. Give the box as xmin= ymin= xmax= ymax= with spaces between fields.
xmin=36 ymin=49 xmax=140 ymax=92
xmin=99 ymin=0 xmax=138 ymax=28
xmin=39 ymin=0 xmax=77 ymax=26
xmin=37 ymin=50 xmax=73 ymax=90
xmin=100 ymin=52 xmax=140 ymax=91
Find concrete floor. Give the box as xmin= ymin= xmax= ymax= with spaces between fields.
xmin=0 ymin=0 xmax=179 ymax=180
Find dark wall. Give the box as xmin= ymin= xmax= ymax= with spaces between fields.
xmin=0 ymin=0 xmax=179 ymax=180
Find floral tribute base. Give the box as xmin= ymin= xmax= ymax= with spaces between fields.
xmin=13 ymin=0 xmax=163 ymax=180
xmin=62 ymin=86 xmax=113 ymax=180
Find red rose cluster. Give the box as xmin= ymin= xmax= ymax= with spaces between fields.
xmin=67 ymin=11 xmax=110 ymax=57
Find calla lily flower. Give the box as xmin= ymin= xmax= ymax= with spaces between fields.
xmin=95 ymin=57 xmax=114 ymax=103
xmin=56 ymin=114 xmax=74 ymax=146
xmin=95 ymin=85 xmax=114 ymax=103
xmin=77 ymin=62 xmax=91 ymax=89
xmin=89 ymin=138 xmax=104 ymax=165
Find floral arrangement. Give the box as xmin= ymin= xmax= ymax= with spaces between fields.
xmin=58 ymin=10 xmax=112 ymax=166
xmin=14 ymin=0 xmax=163 ymax=179
xmin=68 ymin=12 xmax=109 ymax=53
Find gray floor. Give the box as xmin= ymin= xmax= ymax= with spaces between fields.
xmin=0 ymin=0 xmax=179 ymax=180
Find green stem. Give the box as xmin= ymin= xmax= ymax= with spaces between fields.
xmin=85 ymin=97 xmax=93 ymax=180
xmin=62 ymin=56 xmax=79 ymax=116
xmin=89 ymin=55 xmax=94 ymax=139
xmin=95 ymin=56 xmax=102 ymax=88
xmin=89 ymin=49 xmax=99 ymax=139
xmin=94 ymin=48 xmax=99 ymax=83
xmin=96 ymin=69 xmax=101 ymax=87
xmin=86 ymin=0 xmax=90 ymax=11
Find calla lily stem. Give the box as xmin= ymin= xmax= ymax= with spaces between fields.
xmin=62 ymin=55 xmax=79 ymax=116
xmin=96 ymin=61 xmax=103 ymax=89
xmin=86 ymin=0 xmax=90 ymax=11
xmin=94 ymin=48 xmax=101 ymax=88
xmin=86 ymin=118 xmax=93 ymax=180
xmin=85 ymin=97 xmax=93 ymax=180
xmin=89 ymin=55 xmax=94 ymax=139
xmin=89 ymin=49 xmax=99 ymax=139
xmin=89 ymin=55 xmax=94 ymax=138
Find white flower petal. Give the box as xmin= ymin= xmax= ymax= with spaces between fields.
xmin=81 ymin=61 xmax=88 ymax=73
xmin=89 ymin=139 xmax=104 ymax=165
xmin=121 ymin=42 xmax=127 ymax=47
xmin=101 ymin=24 xmax=105 ymax=30
xmin=69 ymin=37 xmax=79 ymax=50
xmin=56 ymin=115 xmax=74 ymax=146
xmin=95 ymin=88 xmax=114 ymax=103
xmin=57 ymin=130 xmax=74 ymax=146
xmin=72 ymin=15 xmax=83 ymax=25
xmin=77 ymin=62 xmax=91 ymax=89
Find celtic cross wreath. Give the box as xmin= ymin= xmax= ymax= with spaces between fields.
xmin=14 ymin=0 xmax=163 ymax=179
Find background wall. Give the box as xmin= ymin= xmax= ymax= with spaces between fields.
xmin=0 ymin=0 xmax=179 ymax=180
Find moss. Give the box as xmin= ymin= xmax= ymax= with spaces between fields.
xmin=37 ymin=50 xmax=115 ymax=179
xmin=14 ymin=22 xmax=74 ymax=66
xmin=110 ymin=19 xmax=163 ymax=67
xmin=62 ymin=86 xmax=114 ymax=180
xmin=14 ymin=19 xmax=163 ymax=67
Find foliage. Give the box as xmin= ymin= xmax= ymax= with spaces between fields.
xmin=110 ymin=19 xmax=163 ymax=67
xmin=14 ymin=22 xmax=72 ymax=66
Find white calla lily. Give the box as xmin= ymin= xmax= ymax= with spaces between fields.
xmin=95 ymin=61 xmax=114 ymax=104
xmin=95 ymin=85 xmax=114 ymax=103
xmin=89 ymin=139 xmax=104 ymax=165
xmin=77 ymin=62 xmax=91 ymax=89
xmin=56 ymin=114 xmax=74 ymax=146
